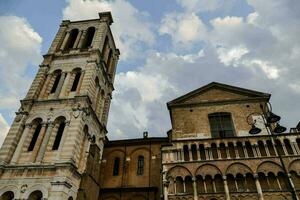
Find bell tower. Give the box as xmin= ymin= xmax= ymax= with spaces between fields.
xmin=0 ymin=12 xmax=119 ymax=199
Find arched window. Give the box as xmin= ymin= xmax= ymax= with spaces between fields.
xmin=245 ymin=173 xmax=256 ymax=191
xmin=196 ymin=175 xmax=205 ymax=193
xmin=199 ymin=144 xmax=206 ymax=160
xmin=227 ymin=174 xmax=237 ymax=192
xmin=113 ymin=157 xmax=120 ymax=176
xmin=0 ymin=191 xmax=14 ymax=200
xmin=71 ymin=69 xmax=81 ymax=92
xmin=278 ymin=172 xmax=290 ymax=191
xmin=236 ymin=173 xmax=246 ymax=191
xmin=258 ymin=141 xmax=267 ymax=156
xmin=211 ymin=143 xmax=218 ymax=159
xmin=183 ymin=145 xmax=190 ymax=161
xmin=268 ymin=172 xmax=280 ymax=190
xmin=65 ymin=29 xmax=79 ymax=50
xmin=228 ymin=142 xmax=236 ymax=158
xmin=266 ymin=140 xmax=276 ymax=156
xmin=208 ymin=112 xmax=235 ymax=138
xmin=290 ymin=171 xmax=300 ymax=189
xmin=28 ymin=119 xmax=42 ymax=151
xmin=245 ymin=141 xmax=254 ymax=157
xmin=219 ymin=143 xmax=227 ymax=159
xmin=275 ymin=139 xmax=285 ymax=155
xmin=205 ymin=175 xmax=214 ymax=193
xmin=191 ymin=144 xmax=198 ymax=160
xmin=214 ymin=174 xmax=224 ymax=192
xmin=52 ymin=118 xmax=66 ymax=150
xmin=258 ymin=172 xmax=269 ymax=191
xmin=185 ymin=176 xmax=193 ymax=194
xmin=175 ymin=177 xmax=184 ymax=193
xmin=236 ymin=142 xmax=245 ymax=158
xmin=137 ymin=155 xmax=144 ymax=175
xmin=82 ymin=27 xmax=95 ymax=48
xmin=28 ymin=190 xmax=43 ymax=200
xmin=50 ymin=71 xmax=62 ymax=94
xmin=284 ymin=139 xmax=294 ymax=155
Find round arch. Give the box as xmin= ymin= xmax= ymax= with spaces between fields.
xmin=167 ymin=165 xmax=192 ymax=179
xmin=195 ymin=164 xmax=222 ymax=177
xmin=226 ymin=162 xmax=253 ymax=176
xmin=23 ymin=185 xmax=48 ymax=199
xmin=256 ymin=161 xmax=283 ymax=175
xmin=288 ymin=159 xmax=300 ymax=173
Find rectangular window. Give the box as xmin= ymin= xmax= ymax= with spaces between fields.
xmin=137 ymin=156 xmax=144 ymax=175
xmin=113 ymin=157 xmax=120 ymax=176
xmin=209 ymin=112 xmax=235 ymax=138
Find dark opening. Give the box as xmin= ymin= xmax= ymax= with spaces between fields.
xmin=82 ymin=27 xmax=95 ymax=48
xmin=50 ymin=73 xmax=61 ymax=94
xmin=219 ymin=143 xmax=227 ymax=159
xmin=113 ymin=157 xmax=120 ymax=176
xmin=275 ymin=139 xmax=285 ymax=155
xmin=211 ymin=143 xmax=218 ymax=159
xmin=258 ymin=140 xmax=267 ymax=156
xmin=228 ymin=142 xmax=236 ymax=158
xmin=1 ymin=191 xmax=14 ymax=200
xmin=52 ymin=122 xmax=66 ymax=150
xmin=183 ymin=145 xmax=190 ymax=161
xmin=191 ymin=144 xmax=198 ymax=160
xmin=236 ymin=142 xmax=245 ymax=158
xmin=284 ymin=139 xmax=294 ymax=155
xmin=199 ymin=144 xmax=206 ymax=160
xmin=245 ymin=141 xmax=254 ymax=157
xmin=266 ymin=140 xmax=276 ymax=156
xmin=71 ymin=71 xmax=81 ymax=92
xmin=137 ymin=155 xmax=144 ymax=175
xmin=209 ymin=112 xmax=235 ymax=138
xmin=28 ymin=123 xmax=42 ymax=151
xmin=65 ymin=29 xmax=79 ymax=49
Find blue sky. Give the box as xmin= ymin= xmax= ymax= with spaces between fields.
xmin=0 ymin=0 xmax=300 ymax=143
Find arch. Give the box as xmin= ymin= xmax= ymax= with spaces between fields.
xmin=0 ymin=191 xmax=14 ymax=200
xmin=195 ymin=164 xmax=222 ymax=177
xmin=82 ymin=27 xmax=96 ymax=48
xmin=50 ymin=69 xmax=62 ymax=94
xmin=52 ymin=116 xmax=66 ymax=150
xmin=105 ymin=149 xmax=126 ymax=158
xmin=175 ymin=176 xmax=184 ymax=193
xmin=226 ymin=162 xmax=253 ymax=176
xmin=258 ymin=140 xmax=267 ymax=156
xmin=185 ymin=176 xmax=193 ymax=194
xmin=290 ymin=170 xmax=300 ymax=189
xmin=129 ymin=147 xmax=150 ymax=157
xmin=257 ymin=161 xmax=283 ymax=175
xmin=288 ymin=159 xmax=300 ymax=173
xmin=68 ymin=197 xmax=73 ymax=200
xmin=0 ymin=186 xmax=18 ymax=198
xmin=70 ymin=68 xmax=82 ymax=92
xmin=167 ymin=165 xmax=192 ymax=179
xmin=28 ymin=118 xmax=43 ymax=151
xmin=65 ymin=29 xmax=79 ymax=49
xmin=24 ymin=185 xmax=48 ymax=199
xmin=28 ymin=190 xmax=43 ymax=200
xmin=284 ymin=139 xmax=294 ymax=155
xmin=50 ymin=112 xmax=71 ymax=122
xmin=26 ymin=114 xmax=47 ymax=124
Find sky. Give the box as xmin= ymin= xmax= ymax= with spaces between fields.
xmin=0 ymin=0 xmax=300 ymax=144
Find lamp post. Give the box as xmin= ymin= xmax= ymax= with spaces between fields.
xmin=247 ymin=103 xmax=299 ymax=200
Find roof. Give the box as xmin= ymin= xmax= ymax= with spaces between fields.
xmin=167 ymin=82 xmax=271 ymax=108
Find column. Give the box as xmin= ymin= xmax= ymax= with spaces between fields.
xmin=197 ymin=147 xmax=201 ymax=161
xmin=59 ymin=72 xmax=71 ymax=98
xmin=292 ymin=142 xmax=299 ymax=155
xmin=181 ymin=149 xmax=184 ymax=162
xmin=76 ymin=71 xmax=85 ymax=95
xmin=189 ymin=147 xmax=193 ymax=161
xmin=265 ymin=142 xmax=271 ymax=156
xmin=217 ymin=145 xmax=222 ymax=159
xmin=77 ymin=30 xmax=87 ymax=49
xmin=192 ymin=177 xmax=198 ymax=200
xmin=10 ymin=123 xmax=32 ymax=164
xmin=54 ymin=72 xmax=67 ymax=98
xmin=254 ymin=174 xmax=264 ymax=200
xmin=73 ymin=30 xmax=83 ymax=49
xmin=183 ymin=180 xmax=186 ymax=193
xmin=223 ymin=176 xmax=230 ymax=200
xmin=235 ymin=145 xmax=240 ymax=158
xmin=60 ymin=31 xmax=70 ymax=51
xmin=255 ymin=145 xmax=261 ymax=157
xmin=163 ymin=180 xmax=169 ymax=200
xmin=36 ymin=122 xmax=54 ymax=163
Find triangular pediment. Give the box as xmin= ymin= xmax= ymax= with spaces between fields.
xmin=168 ymin=82 xmax=270 ymax=107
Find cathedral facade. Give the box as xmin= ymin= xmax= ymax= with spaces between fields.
xmin=1 ymin=12 xmax=300 ymax=200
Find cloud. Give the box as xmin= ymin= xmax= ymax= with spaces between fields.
xmin=176 ymin=0 xmax=235 ymax=13
xmin=0 ymin=16 xmax=42 ymax=110
xmin=63 ymin=0 xmax=155 ymax=60
xmin=159 ymin=12 xmax=207 ymax=48
xmin=0 ymin=113 xmax=9 ymax=147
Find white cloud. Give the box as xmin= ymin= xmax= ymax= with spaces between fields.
xmin=63 ymin=0 xmax=155 ymax=60
xmin=159 ymin=12 xmax=207 ymax=48
xmin=217 ymin=46 xmax=249 ymax=66
xmin=177 ymin=0 xmax=235 ymax=13
xmin=0 ymin=16 xmax=42 ymax=110
xmin=0 ymin=113 xmax=10 ymax=147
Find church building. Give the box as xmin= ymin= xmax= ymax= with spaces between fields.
xmin=0 ymin=12 xmax=300 ymax=200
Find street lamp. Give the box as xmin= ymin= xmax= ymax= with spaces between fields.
xmin=247 ymin=103 xmax=298 ymax=200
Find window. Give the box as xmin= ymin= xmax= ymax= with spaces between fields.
xmin=28 ymin=123 xmax=42 ymax=151
xmin=82 ymin=27 xmax=95 ymax=48
xmin=113 ymin=157 xmax=120 ymax=176
xmin=71 ymin=71 xmax=81 ymax=92
xmin=52 ymin=121 xmax=66 ymax=150
xmin=65 ymin=29 xmax=79 ymax=50
xmin=209 ymin=112 xmax=235 ymax=138
xmin=137 ymin=155 xmax=144 ymax=175
xmin=50 ymin=72 xmax=61 ymax=94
